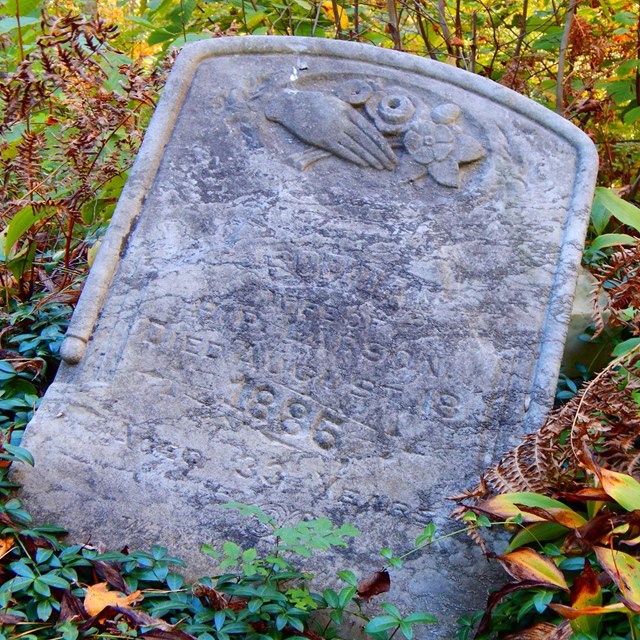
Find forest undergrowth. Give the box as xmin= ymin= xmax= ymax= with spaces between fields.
xmin=1 ymin=1 xmax=640 ymax=638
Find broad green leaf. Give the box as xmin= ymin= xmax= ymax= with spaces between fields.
xmin=338 ymin=586 xmax=356 ymax=608
xmin=476 ymin=492 xmax=585 ymax=527
xmin=591 ymin=198 xmax=612 ymax=234
xmin=39 ymin=573 xmax=69 ymax=589
xmin=624 ymin=106 xmax=640 ymax=125
xmin=0 ymin=16 xmax=39 ymax=34
xmin=594 ymin=187 xmax=640 ymax=233
xmin=403 ymin=612 xmax=437 ymax=624
xmin=600 ymin=468 xmax=640 ymax=510
xmin=399 ymin=620 xmax=413 ymax=640
xmin=506 ymin=522 xmax=568 ymax=552
xmin=33 ymin=577 xmax=51 ymax=597
xmin=2 ymin=206 xmax=47 ymax=261
xmin=612 ymin=338 xmax=640 ymax=358
xmin=498 ymin=548 xmax=568 ymax=589
xmin=3 ymin=0 xmax=41 ymax=15
xmin=365 ymin=615 xmax=399 ymax=633
xmin=594 ymin=547 xmax=640 ymax=612
xmin=380 ymin=602 xmax=402 ymax=619
xmin=10 ymin=560 xmax=35 ymax=578
xmin=322 ymin=589 xmax=338 ymax=608
xmin=614 ymin=11 xmax=636 ymax=26
xmin=220 ymin=621 xmax=252 ymax=635
xmin=3 ymin=444 xmax=34 ymax=466
xmin=590 ymin=233 xmax=637 ymax=251
xmin=337 ymin=570 xmax=358 ymax=587
xmin=617 ymin=59 xmax=640 ymax=75
xmin=36 ymin=599 xmax=52 ymax=621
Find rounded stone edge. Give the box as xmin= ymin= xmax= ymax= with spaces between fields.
xmin=61 ymin=36 xmax=599 ymax=379
xmin=59 ymin=45 xmax=204 ymax=363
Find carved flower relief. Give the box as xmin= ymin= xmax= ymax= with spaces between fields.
xmin=366 ymin=93 xmax=416 ymax=135
xmin=336 ymin=80 xmax=486 ymax=187
xmin=337 ymin=79 xmax=373 ymax=106
xmin=403 ymin=104 xmax=486 ymax=188
xmin=264 ymin=79 xmax=486 ymax=187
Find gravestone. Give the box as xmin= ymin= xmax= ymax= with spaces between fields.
xmin=17 ymin=37 xmax=598 ymax=636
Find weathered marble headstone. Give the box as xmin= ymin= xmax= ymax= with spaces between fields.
xmin=17 ymin=37 xmax=598 ymax=635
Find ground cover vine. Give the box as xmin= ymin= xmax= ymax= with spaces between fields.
xmin=2 ymin=1 xmax=640 ymax=638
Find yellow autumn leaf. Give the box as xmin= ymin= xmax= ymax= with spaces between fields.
xmin=87 ymin=241 xmax=101 ymax=268
xmin=600 ymin=467 xmax=640 ymax=511
xmin=549 ymin=602 xmax=629 ymax=619
xmin=84 ymin=582 xmax=143 ymax=617
xmin=498 ymin=548 xmax=569 ymax=590
xmin=0 ymin=538 xmax=14 ymax=560
xmin=321 ymin=1 xmax=348 ymax=30
xmin=594 ymin=546 xmax=640 ymax=612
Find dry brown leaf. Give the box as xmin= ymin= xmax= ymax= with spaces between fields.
xmin=357 ymin=570 xmax=390 ymax=601
xmin=0 ymin=613 xmax=26 ymax=625
xmin=84 ymin=582 xmax=143 ymax=617
xmin=504 ymin=622 xmax=559 ymax=639
xmin=452 ymin=351 xmax=640 ymax=520
xmin=0 ymin=538 xmax=14 ymax=560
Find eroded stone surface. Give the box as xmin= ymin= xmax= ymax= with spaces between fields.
xmin=17 ymin=38 xmax=598 ymax=637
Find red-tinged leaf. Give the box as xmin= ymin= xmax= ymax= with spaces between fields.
xmin=192 ymin=584 xmax=228 ymax=610
xmin=111 ymin=607 xmax=175 ymax=631
xmin=594 ymin=546 xmax=640 ymax=612
xmin=474 ymin=580 xmax=551 ymax=638
xmin=549 ymin=602 xmax=628 ymax=619
xmin=0 ymin=613 xmax=26 ymax=624
xmin=357 ymin=570 xmax=390 ymax=601
xmin=571 ymin=561 xmax=602 ymax=608
xmin=79 ymin=606 xmax=171 ymax=632
xmin=92 ymin=559 xmax=128 ymax=593
xmin=475 ymin=493 xmax=585 ymax=527
xmin=59 ymin=590 xmax=87 ymax=622
xmin=564 ymin=511 xmax=640 ymax=551
xmin=498 ymin=549 xmax=568 ymax=590
xmin=547 ymin=621 xmax=573 ymax=640
xmin=21 ymin=536 xmax=54 ymax=556
xmin=620 ymin=534 xmax=640 ymax=546
xmin=569 ymin=561 xmax=603 ymax=636
xmin=0 ymin=538 xmax=14 ymax=560
xmin=84 ymin=583 xmax=143 ymax=617
xmin=600 ymin=468 xmax=640 ymax=511
xmin=557 ymin=488 xmax=611 ymax=502
xmin=516 ymin=505 xmax=587 ymax=529
xmin=142 ymin=631 xmax=197 ymax=640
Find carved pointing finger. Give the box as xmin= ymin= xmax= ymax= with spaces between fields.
xmin=348 ymin=109 xmax=397 ymax=168
xmin=333 ymin=141 xmax=372 ymax=168
xmin=346 ymin=125 xmax=395 ymax=171
xmin=343 ymin=131 xmax=386 ymax=170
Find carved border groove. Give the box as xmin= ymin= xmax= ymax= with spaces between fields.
xmin=59 ymin=36 xmax=598 ymax=436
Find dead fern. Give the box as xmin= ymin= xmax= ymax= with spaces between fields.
xmin=0 ymin=13 xmax=173 ymax=307
xmin=592 ymin=245 xmax=640 ymax=339
xmin=453 ymin=348 xmax=640 ymax=513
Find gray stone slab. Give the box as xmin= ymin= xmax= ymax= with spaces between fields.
xmin=16 ymin=37 xmax=598 ymax=636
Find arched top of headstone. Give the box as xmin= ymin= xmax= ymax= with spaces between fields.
xmin=21 ymin=37 xmax=598 ymax=636
xmin=62 ymin=37 xmax=597 ymax=378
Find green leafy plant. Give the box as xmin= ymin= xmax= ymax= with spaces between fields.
xmin=0 ymin=489 xmax=442 ymax=640
xmin=463 ymin=465 xmax=640 ymax=638
xmin=0 ymin=9 xmax=171 ymax=309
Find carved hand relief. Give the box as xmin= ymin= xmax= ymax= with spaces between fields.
xmin=262 ymin=79 xmax=486 ymax=187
